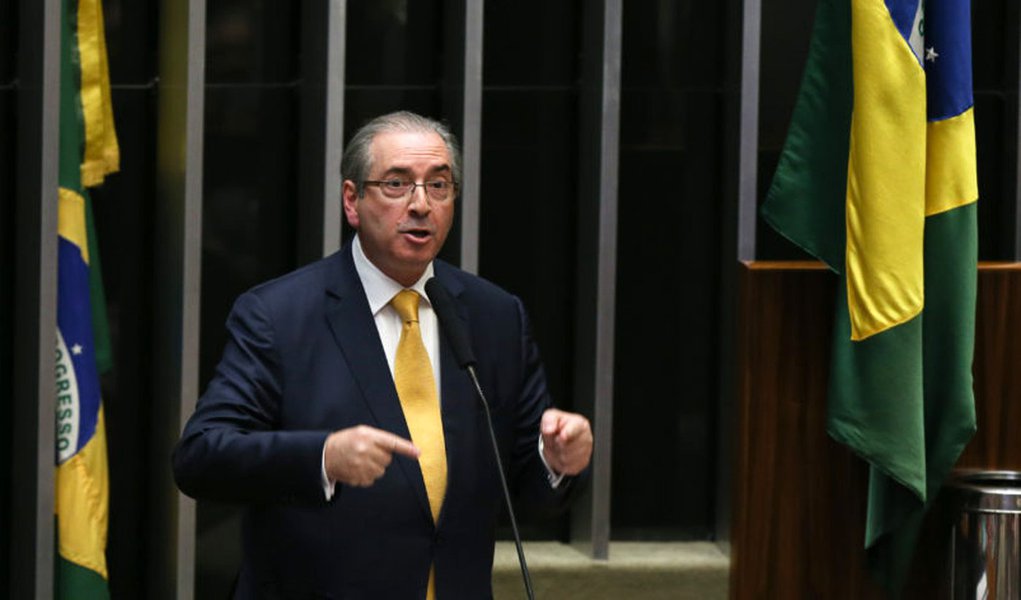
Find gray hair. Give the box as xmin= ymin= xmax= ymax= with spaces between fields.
xmin=340 ymin=111 xmax=462 ymax=197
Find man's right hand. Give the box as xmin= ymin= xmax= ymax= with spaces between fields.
xmin=324 ymin=425 xmax=420 ymax=487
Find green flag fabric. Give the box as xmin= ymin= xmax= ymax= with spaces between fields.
xmin=761 ymin=0 xmax=977 ymax=591
xmin=55 ymin=0 xmax=118 ymax=597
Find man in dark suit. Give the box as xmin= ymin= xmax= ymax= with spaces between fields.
xmin=173 ymin=111 xmax=593 ymax=598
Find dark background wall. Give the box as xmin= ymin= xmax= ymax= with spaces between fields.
xmin=0 ymin=0 xmax=16 ymax=594
xmin=613 ymin=1 xmax=727 ymax=540
xmin=86 ymin=1 xmax=160 ymax=597
xmin=3 ymin=0 xmax=1018 ymax=598
xmin=480 ymin=0 xmax=581 ymax=539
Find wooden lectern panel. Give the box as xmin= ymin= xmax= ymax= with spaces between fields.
xmin=730 ymin=262 xmax=1021 ymax=600
xmin=959 ymin=264 xmax=1021 ymax=470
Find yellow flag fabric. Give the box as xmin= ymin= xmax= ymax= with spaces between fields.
xmin=761 ymin=0 xmax=978 ymax=591
xmin=844 ymin=0 xmax=926 ymax=341
xmin=77 ymin=0 xmax=120 ymax=186
xmin=55 ymin=0 xmax=117 ymax=597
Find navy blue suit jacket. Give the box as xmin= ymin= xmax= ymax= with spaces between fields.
xmin=173 ymin=244 xmax=574 ymax=598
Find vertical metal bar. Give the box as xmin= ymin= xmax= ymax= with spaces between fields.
xmin=323 ymin=0 xmax=346 ymax=254
xmin=152 ymin=0 xmax=204 ymax=596
xmin=737 ymin=0 xmax=761 ymax=262
xmin=177 ymin=4 xmax=205 ymax=592
xmin=572 ymin=0 xmax=620 ymax=561
xmin=298 ymin=0 xmax=346 ymax=263
xmin=459 ymin=0 xmax=483 ymax=274
xmin=716 ymin=0 xmax=762 ymax=558
xmin=12 ymin=0 xmax=61 ymax=595
xmin=592 ymin=0 xmax=621 ymax=561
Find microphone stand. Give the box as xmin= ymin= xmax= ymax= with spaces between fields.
xmin=424 ymin=277 xmax=535 ymax=599
xmin=465 ymin=364 xmax=535 ymax=600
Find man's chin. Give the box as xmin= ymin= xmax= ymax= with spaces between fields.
xmin=384 ymin=249 xmax=436 ymax=281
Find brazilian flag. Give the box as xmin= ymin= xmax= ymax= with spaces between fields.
xmin=761 ymin=0 xmax=978 ymax=591
xmin=55 ymin=0 xmax=119 ymax=597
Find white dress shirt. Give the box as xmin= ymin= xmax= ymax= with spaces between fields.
xmin=352 ymin=235 xmax=442 ymax=390
xmin=322 ymin=236 xmax=561 ymax=500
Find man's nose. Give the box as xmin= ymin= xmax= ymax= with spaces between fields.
xmin=408 ymin=185 xmax=431 ymax=212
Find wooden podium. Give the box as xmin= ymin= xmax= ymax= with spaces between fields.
xmin=729 ymin=262 xmax=1021 ymax=599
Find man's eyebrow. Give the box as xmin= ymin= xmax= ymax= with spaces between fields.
xmin=427 ymin=165 xmax=452 ymax=177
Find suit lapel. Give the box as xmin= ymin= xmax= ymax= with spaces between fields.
xmin=323 ymin=246 xmax=432 ymax=523
xmin=432 ymin=266 xmax=477 ymax=528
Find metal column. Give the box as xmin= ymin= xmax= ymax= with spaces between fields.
xmin=298 ymin=0 xmax=346 ymax=262
xmin=572 ymin=0 xmax=621 ymax=560
xmin=11 ymin=0 xmax=61 ymax=595
xmin=151 ymin=0 xmax=205 ymax=596
xmin=459 ymin=0 xmax=484 ymax=273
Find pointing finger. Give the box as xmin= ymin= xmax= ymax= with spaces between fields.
xmin=373 ymin=430 xmax=420 ymax=459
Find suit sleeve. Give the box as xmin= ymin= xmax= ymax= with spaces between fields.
xmin=172 ymin=291 xmax=329 ymax=504
xmin=507 ymin=296 xmax=586 ymax=515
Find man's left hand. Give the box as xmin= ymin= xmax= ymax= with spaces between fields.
xmin=540 ymin=408 xmax=593 ymax=476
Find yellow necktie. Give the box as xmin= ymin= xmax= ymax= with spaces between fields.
xmin=391 ymin=290 xmax=446 ymax=600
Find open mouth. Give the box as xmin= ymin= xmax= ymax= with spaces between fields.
xmin=402 ymin=228 xmax=432 ymax=240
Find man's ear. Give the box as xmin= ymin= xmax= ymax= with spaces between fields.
xmin=342 ymin=180 xmax=360 ymax=229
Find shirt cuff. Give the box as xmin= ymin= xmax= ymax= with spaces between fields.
xmin=537 ymin=435 xmax=565 ymax=489
xmin=321 ymin=441 xmax=336 ymax=501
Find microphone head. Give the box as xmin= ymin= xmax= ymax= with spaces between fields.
xmin=425 ymin=278 xmax=477 ymax=368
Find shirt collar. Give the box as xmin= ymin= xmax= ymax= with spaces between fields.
xmin=352 ymin=235 xmax=434 ymax=315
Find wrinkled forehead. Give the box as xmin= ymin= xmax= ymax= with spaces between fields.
xmin=369 ymin=130 xmax=452 ymax=176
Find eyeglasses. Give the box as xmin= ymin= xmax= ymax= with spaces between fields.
xmin=363 ymin=179 xmax=458 ymax=202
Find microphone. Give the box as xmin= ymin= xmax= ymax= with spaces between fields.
xmin=424 ymin=278 xmax=476 ymax=368
xmin=424 ymin=278 xmax=535 ymax=600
